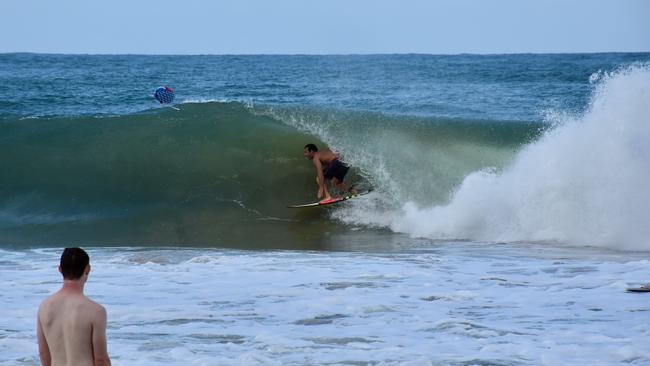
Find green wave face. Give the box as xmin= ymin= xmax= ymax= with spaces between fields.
xmin=0 ymin=102 xmax=539 ymax=248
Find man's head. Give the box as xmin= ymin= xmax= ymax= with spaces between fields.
xmin=304 ymin=143 xmax=318 ymax=159
xmin=59 ymin=247 xmax=90 ymax=281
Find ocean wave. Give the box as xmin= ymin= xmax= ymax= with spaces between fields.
xmin=369 ymin=65 xmax=650 ymax=251
xmin=0 ymin=101 xmax=536 ymax=247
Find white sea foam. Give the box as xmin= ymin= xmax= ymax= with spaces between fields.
xmin=369 ymin=65 xmax=650 ymax=250
xmin=179 ymin=98 xmax=234 ymax=105
xmin=1 ymin=245 xmax=649 ymax=365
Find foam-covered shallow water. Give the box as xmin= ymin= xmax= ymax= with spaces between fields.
xmin=2 ymin=243 xmax=649 ymax=365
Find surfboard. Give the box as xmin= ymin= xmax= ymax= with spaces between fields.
xmin=287 ymin=189 xmax=373 ymax=208
xmin=627 ymin=285 xmax=650 ymax=293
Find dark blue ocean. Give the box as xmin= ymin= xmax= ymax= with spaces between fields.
xmin=2 ymin=53 xmax=647 ymax=120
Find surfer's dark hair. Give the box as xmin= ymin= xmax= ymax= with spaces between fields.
xmin=304 ymin=143 xmax=318 ymax=152
xmin=60 ymin=247 xmax=90 ymax=280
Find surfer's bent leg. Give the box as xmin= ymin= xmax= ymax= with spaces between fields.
xmin=327 ymin=160 xmax=353 ymax=194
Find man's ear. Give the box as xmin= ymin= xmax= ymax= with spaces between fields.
xmin=85 ymin=264 xmax=91 ymax=275
xmin=58 ymin=265 xmax=62 ymax=274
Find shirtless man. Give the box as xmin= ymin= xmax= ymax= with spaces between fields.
xmin=37 ymin=248 xmax=111 ymax=366
xmin=303 ymin=143 xmax=353 ymax=201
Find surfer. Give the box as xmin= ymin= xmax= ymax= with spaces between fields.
xmin=304 ymin=143 xmax=354 ymax=201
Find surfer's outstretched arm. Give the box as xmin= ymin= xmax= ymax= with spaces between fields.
xmin=312 ymin=157 xmax=331 ymax=200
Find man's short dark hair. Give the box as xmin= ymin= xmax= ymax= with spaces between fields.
xmin=304 ymin=143 xmax=318 ymax=152
xmin=60 ymin=247 xmax=90 ymax=280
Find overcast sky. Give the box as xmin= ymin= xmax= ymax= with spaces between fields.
xmin=1 ymin=0 xmax=648 ymax=54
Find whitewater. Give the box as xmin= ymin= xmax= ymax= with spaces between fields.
xmin=379 ymin=66 xmax=650 ymax=250
xmin=2 ymin=244 xmax=650 ymax=366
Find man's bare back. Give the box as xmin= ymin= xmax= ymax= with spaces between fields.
xmin=312 ymin=149 xmax=339 ymax=166
xmin=37 ymin=248 xmax=110 ymax=366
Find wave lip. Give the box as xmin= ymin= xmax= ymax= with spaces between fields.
xmin=381 ymin=65 xmax=650 ymax=251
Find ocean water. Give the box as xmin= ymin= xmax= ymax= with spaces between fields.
xmin=1 ymin=53 xmax=650 ymax=365
xmin=2 ymin=245 xmax=650 ymax=365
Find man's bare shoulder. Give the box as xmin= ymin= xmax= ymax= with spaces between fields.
xmin=39 ymin=292 xmax=105 ymax=316
xmin=39 ymin=294 xmax=54 ymax=309
xmin=80 ymin=299 xmax=108 ymax=329
xmin=88 ymin=300 xmax=107 ymax=317
xmin=315 ymin=149 xmax=337 ymax=163
xmin=38 ymin=292 xmax=61 ymax=315
xmin=75 ymin=296 xmax=107 ymax=319
xmin=312 ymin=151 xmax=323 ymax=165
xmin=37 ymin=299 xmax=49 ymax=323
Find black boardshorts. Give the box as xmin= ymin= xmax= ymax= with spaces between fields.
xmin=323 ymin=159 xmax=349 ymax=182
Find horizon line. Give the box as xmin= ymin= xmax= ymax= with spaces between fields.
xmin=2 ymin=50 xmax=650 ymax=57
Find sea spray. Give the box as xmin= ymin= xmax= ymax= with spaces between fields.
xmin=382 ymin=65 xmax=650 ymax=250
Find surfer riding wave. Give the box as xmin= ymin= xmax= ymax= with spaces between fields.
xmin=303 ymin=143 xmax=356 ymax=202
